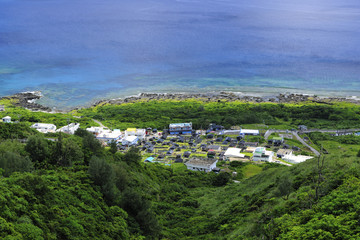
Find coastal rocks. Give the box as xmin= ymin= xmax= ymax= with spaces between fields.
xmin=0 ymin=91 xmax=52 ymax=112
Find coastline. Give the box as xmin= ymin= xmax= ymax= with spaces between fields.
xmin=2 ymin=90 xmax=360 ymax=113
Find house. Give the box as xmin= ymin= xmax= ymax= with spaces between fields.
xmin=57 ymin=123 xmax=80 ymax=135
xmin=96 ymin=129 xmax=122 ymax=142
xmin=121 ymin=135 xmax=138 ymax=146
xmin=222 ymin=130 xmax=241 ymax=135
xmin=0 ymin=105 xmax=5 ymax=111
xmin=184 ymin=158 xmax=218 ymax=172
xmin=298 ymin=125 xmax=308 ymax=131
xmin=239 ymin=129 xmax=259 ymax=136
xmin=2 ymin=116 xmax=11 ymax=123
xmin=125 ymin=128 xmax=146 ymax=140
xmin=224 ymin=148 xmax=247 ymax=161
xmin=207 ymin=145 xmax=221 ymax=152
xmin=86 ymin=127 xmax=106 ymax=137
xmin=272 ymin=136 xmax=284 ymax=146
xmin=276 ymin=149 xmax=293 ymax=158
xmin=283 ymin=154 xmax=313 ymax=164
xmin=169 ymin=122 xmax=192 ymax=135
xmin=208 ymin=123 xmax=224 ymax=132
xmin=31 ymin=123 xmax=57 ymax=133
xmin=244 ymin=142 xmax=259 ymax=147
xmin=253 ymin=147 xmax=273 ymax=162
xmin=244 ymin=147 xmax=257 ymax=153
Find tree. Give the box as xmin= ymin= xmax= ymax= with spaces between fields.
xmin=50 ymin=134 xmax=84 ymax=167
xmin=88 ymin=156 xmax=116 ymax=203
xmin=0 ymin=151 xmax=34 ymax=177
xmin=109 ymin=140 xmax=118 ymax=154
xmin=123 ymin=147 xmax=141 ymax=166
xmin=212 ymin=172 xmax=231 ymax=187
xmin=25 ymin=135 xmax=50 ymax=167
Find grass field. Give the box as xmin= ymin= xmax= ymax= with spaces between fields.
xmin=242 ymin=164 xmax=262 ymax=178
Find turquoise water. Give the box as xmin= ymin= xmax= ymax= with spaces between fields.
xmin=1 ymin=0 xmax=360 ymax=108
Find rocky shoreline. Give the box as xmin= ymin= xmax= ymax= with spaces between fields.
xmin=1 ymin=91 xmax=360 ymax=112
xmin=93 ymin=91 xmax=360 ymax=107
xmin=0 ymin=91 xmax=53 ymax=112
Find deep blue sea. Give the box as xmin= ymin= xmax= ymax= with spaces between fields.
xmin=1 ymin=0 xmax=360 ymax=108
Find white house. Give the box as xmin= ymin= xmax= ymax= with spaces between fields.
xmin=96 ymin=129 xmax=122 ymax=142
xmin=31 ymin=123 xmax=57 ymax=133
xmin=86 ymin=126 xmax=106 ymax=137
xmin=2 ymin=116 xmax=11 ymax=123
xmin=184 ymin=158 xmax=218 ymax=173
xmin=0 ymin=105 xmax=5 ymax=111
xmin=121 ymin=135 xmax=139 ymax=146
xmin=283 ymin=154 xmax=313 ymax=164
xmin=276 ymin=149 xmax=293 ymax=158
xmin=57 ymin=123 xmax=80 ymax=135
xmin=253 ymin=147 xmax=273 ymax=162
xmin=125 ymin=128 xmax=146 ymax=140
xmin=240 ymin=129 xmax=259 ymax=136
xmin=224 ymin=148 xmax=246 ymax=161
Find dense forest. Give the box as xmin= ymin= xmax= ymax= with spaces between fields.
xmin=1 ymin=98 xmax=360 ymax=239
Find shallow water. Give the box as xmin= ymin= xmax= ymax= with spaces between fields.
xmin=1 ymin=0 xmax=360 ymax=108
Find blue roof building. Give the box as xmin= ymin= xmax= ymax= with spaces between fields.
xmin=169 ymin=122 xmax=192 ymax=135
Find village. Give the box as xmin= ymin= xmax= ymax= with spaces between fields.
xmin=1 ymin=107 xmax=320 ymax=173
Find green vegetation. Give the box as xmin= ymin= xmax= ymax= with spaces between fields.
xmin=1 ymin=99 xmax=360 ymax=239
xmin=77 ymin=99 xmax=360 ymax=129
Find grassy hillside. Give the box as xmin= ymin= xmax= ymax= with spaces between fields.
xmin=1 ymin=99 xmax=360 ymax=239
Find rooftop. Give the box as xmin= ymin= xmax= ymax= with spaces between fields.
xmin=169 ymin=123 xmax=192 ymax=128
xmin=185 ymin=158 xmax=217 ymax=168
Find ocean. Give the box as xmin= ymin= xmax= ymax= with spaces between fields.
xmin=1 ymin=0 xmax=360 ymax=109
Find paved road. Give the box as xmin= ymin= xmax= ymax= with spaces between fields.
xmin=92 ymin=119 xmax=106 ymax=128
xmin=264 ymin=128 xmax=360 ymax=157
xmin=292 ymin=131 xmax=320 ymax=156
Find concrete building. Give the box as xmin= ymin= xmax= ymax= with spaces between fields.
xmin=31 ymin=123 xmax=57 ymax=133
xmin=96 ymin=129 xmax=122 ymax=142
xmin=253 ymin=147 xmax=273 ymax=162
xmin=224 ymin=148 xmax=246 ymax=161
xmin=125 ymin=128 xmax=146 ymax=139
xmin=283 ymin=154 xmax=313 ymax=164
xmin=239 ymin=129 xmax=260 ymax=136
xmin=185 ymin=158 xmax=218 ymax=172
xmin=169 ymin=122 xmax=192 ymax=135
xmin=121 ymin=135 xmax=139 ymax=146
xmin=57 ymin=123 xmax=80 ymax=135
xmin=276 ymin=149 xmax=293 ymax=158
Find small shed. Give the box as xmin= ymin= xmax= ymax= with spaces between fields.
xmin=2 ymin=116 xmax=11 ymax=123
xmin=145 ymin=157 xmax=155 ymax=162
xmin=0 ymin=105 xmax=5 ymax=111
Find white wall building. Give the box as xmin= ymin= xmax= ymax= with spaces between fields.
xmin=57 ymin=123 xmax=80 ymax=135
xmin=86 ymin=126 xmax=106 ymax=137
xmin=184 ymin=158 xmax=218 ymax=173
xmin=283 ymin=154 xmax=313 ymax=164
xmin=224 ymin=148 xmax=246 ymax=161
xmin=31 ymin=123 xmax=57 ymax=133
xmin=125 ymin=128 xmax=146 ymax=140
xmin=121 ymin=135 xmax=139 ymax=146
xmin=253 ymin=147 xmax=273 ymax=162
xmin=240 ymin=129 xmax=260 ymax=136
xmin=96 ymin=129 xmax=122 ymax=142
